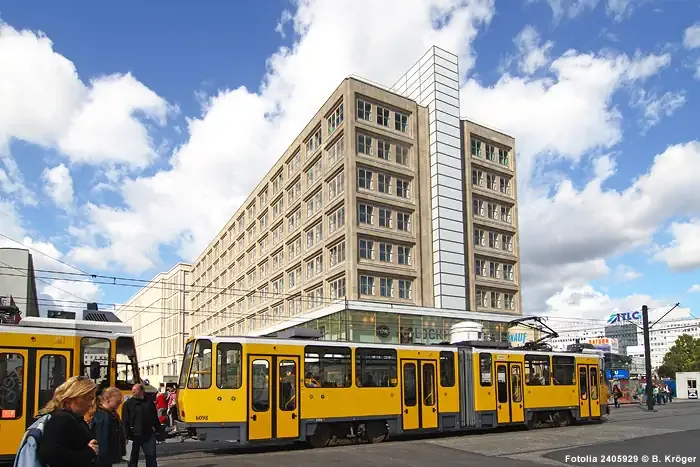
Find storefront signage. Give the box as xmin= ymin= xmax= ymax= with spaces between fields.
xmin=399 ymin=327 xmax=446 ymax=343
xmin=689 ymin=388 xmax=698 ymax=399
xmin=605 ymin=369 xmax=629 ymax=380
xmin=607 ymin=311 xmax=641 ymax=325
xmin=509 ymin=332 xmax=528 ymax=346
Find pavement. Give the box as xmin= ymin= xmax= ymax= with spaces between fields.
xmin=152 ymin=399 xmax=700 ymax=466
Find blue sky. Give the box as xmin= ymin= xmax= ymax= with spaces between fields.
xmin=0 ymin=0 xmax=699 ymax=322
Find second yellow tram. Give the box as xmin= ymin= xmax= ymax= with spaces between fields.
xmin=175 ymin=336 xmax=608 ymax=447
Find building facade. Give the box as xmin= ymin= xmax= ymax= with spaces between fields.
xmin=0 ymin=248 xmax=40 ymax=318
xmin=115 ymin=263 xmax=191 ymax=387
xmin=188 ymin=46 xmax=521 ymax=340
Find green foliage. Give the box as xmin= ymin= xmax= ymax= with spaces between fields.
xmin=660 ymin=334 xmax=700 ymax=378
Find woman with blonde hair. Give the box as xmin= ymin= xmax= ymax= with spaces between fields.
xmin=35 ymin=376 xmax=99 ymax=467
xmin=87 ymin=387 xmax=127 ymax=467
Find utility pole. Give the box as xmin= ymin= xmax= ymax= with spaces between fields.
xmin=642 ymin=305 xmax=654 ymax=411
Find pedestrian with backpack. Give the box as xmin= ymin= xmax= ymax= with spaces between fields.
xmin=15 ymin=376 xmax=99 ymax=467
xmin=86 ymin=387 xmax=127 ymax=467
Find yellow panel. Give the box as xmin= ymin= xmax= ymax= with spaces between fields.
xmin=0 ymin=348 xmax=29 ymax=458
xmin=276 ymin=357 xmax=300 ymax=439
xmin=509 ymin=363 xmax=525 ymax=423
xmin=438 ymin=351 xmax=460 ymax=414
xmin=577 ymin=364 xmax=591 ymax=418
xmin=473 ymin=352 xmax=497 ymax=412
xmin=495 ymin=362 xmax=510 ymax=424
xmin=248 ymin=356 xmax=273 ymax=440
xmin=419 ymin=361 xmax=438 ymax=429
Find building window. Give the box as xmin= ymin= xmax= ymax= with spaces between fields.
xmin=379 ymin=243 xmax=392 ymax=262
xmin=328 ymin=171 xmax=345 ymax=200
xmin=306 ymin=159 xmax=322 ymax=187
xmin=329 ymin=277 xmax=346 ymax=299
xmin=288 ymin=267 xmax=301 ymax=289
xmin=304 ymin=346 xmax=352 ymax=388
xmin=500 ymin=177 xmax=512 ymax=195
xmin=476 ymin=289 xmax=487 ymax=307
xmin=471 ymin=138 xmax=482 ymax=157
xmin=501 ymin=206 xmax=512 ymax=224
xmin=357 ymin=134 xmax=373 ymax=155
xmin=504 ymin=293 xmax=515 ymax=310
xmin=397 ymin=212 xmax=411 ymax=232
xmin=503 ymin=264 xmax=514 ymax=281
xmin=328 ymin=206 xmax=345 ymax=233
xmin=306 ymin=128 xmax=322 ymax=155
xmin=396 ymin=179 xmax=410 ymax=199
xmin=359 ymin=204 xmax=374 ymax=225
xmin=395 ymin=145 xmax=408 ymax=165
xmin=485 ymin=143 xmax=496 ymax=161
xmin=473 ymin=199 xmax=484 ymax=217
xmin=502 ymin=234 xmax=513 ymax=252
xmin=355 ymin=348 xmax=397 ymax=387
xmin=394 ymin=112 xmax=408 ymax=132
xmin=490 ymin=292 xmax=501 ymax=309
xmin=379 ymin=208 xmax=392 ymax=228
xmin=377 ymin=107 xmax=390 ymax=127
xmin=377 ymin=173 xmax=391 ymax=194
xmin=377 ymin=140 xmax=391 ymax=160
xmin=328 ymin=136 xmax=345 ymax=166
xmin=359 ymin=239 xmax=374 ymax=259
xmin=356 ymin=99 xmax=371 ymax=121
xmin=472 ymin=169 xmax=484 ymax=187
xmin=360 ymin=275 xmax=375 ymax=295
xmin=488 ymin=232 xmax=499 ymax=249
xmin=398 ymin=279 xmax=412 ymax=299
xmin=329 ymin=242 xmax=346 ymax=267
xmin=489 ymin=261 xmax=500 ymax=279
xmin=358 ymin=168 xmax=374 ymax=190
xmin=474 ymin=229 xmax=485 ymax=247
xmin=487 ymin=173 xmax=497 ymax=190
xmin=487 ymin=203 xmax=498 ymax=221
xmin=398 ymin=246 xmax=411 ymax=265
xmin=380 ymin=278 xmax=394 ymax=297
xmin=499 ymin=148 xmax=510 ymax=167
xmin=327 ymin=103 xmax=344 ymax=135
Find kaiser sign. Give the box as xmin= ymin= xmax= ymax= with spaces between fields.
xmin=606 ymin=311 xmax=641 ymax=325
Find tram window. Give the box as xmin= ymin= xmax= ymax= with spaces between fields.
xmin=251 ymin=359 xmax=270 ymax=412
xmin=0 ymin=353 xmax=24 ymax=419
xmin=403 ymin=363 xmax=417 ymax=407
xmin=552 ymin=356 xmax=575 ymax=386
xmin=81 ymin=337 xmax=110 ymax=391
xmin=496 ymin=365 xmax=507 ymax=403
xmin=355 ymin=348 xmax=397 ymax=388
xmin=39 ymin=355 xmax=67 ymax=409
xmin=178 ymin=341 xmax=194 ymax=389
xmin=216 ymin=342 xmax=242 ymax=389
xmin=303 ymin=345 xmax=351 ymax=388
xmin=116 ymin=337 xmax=139 ymax=390
xmin=279 ymin=360 xmax=297 ymax=411
xmin=479 ymin=353 xmax=493 ymax=387
xmin=439 ymin=351 xmax=455 ymax=387
xmin=511 ymin=365 xmax=522 ymax=403
xmin=188 ymin=339 xmax=212 ymax=389
xmin=524 ymin=355 xmax=550 ymax=386
xmin=589 ymin=368 xmax=598 ymax=400
xmin=422 ymin=364 xmax=436 ymax=406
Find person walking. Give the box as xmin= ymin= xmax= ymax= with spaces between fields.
xmin=35 ymin=376 xmax=100 ymax=467
xmin=122 ymin=383 xmax=159 ymax=467
xmin=87 ymin=387 xmax=127 ymax=467
xmin=612 ymin=384 xmax=622 ymax=408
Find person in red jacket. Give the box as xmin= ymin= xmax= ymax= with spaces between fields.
xmin=155 ymin=390 xmax=168 ymax=427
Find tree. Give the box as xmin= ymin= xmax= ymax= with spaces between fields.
xmin=659 ymin=334 xmax=700 ymax=378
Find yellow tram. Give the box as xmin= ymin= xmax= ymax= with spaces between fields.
xmin=175 ymin=334 xmax=609 ymax=448
xmin=0 ymin=307 xmax=144 ymax=460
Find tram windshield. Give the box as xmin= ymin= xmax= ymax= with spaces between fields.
xmin=116 ymin=336 xmax=140 ymax=389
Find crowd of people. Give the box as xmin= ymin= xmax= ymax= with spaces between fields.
xmin=16 ymin=376 xmax=178 ymax=467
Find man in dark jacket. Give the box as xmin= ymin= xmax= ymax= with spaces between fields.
xmin=122 ymin=384 xmax=159 ymax=467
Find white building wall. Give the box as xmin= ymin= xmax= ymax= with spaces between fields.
xmin=641 ymin=318 xmax=700 ymax=369
xmin=115 ymin=263 xmax=191 ymax=387
xmin=391 ymin=47 xmax=466 ymax=310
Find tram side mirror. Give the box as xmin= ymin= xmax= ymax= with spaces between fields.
xmin=90 ymin=361 xmax=101 ymax=380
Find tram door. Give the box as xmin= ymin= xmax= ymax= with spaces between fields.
xmin=401 ymin=359 xmax=438 ymax=431
xmin=0 ymin=348 xmax=28 ymax=454
xmin=247 ymin=355 xmax=300 ymax=441
xmin=577 ymin=364 xmax=600 ymax=419
xmin=34 ymin=350 xmax=71 ymax=417
xmin=495 ymin=362 xmax=524 ymax=424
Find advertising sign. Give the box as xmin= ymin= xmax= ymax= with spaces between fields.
xmin=606 ymin=368 xmax=630 ymax=380
xmin=606 ymin=311 xmax=641 ymax=325
xmin=587 ymin=337 xmax=620 ymax=354
xmin=508 ymin=326 xmax=540 ymax=347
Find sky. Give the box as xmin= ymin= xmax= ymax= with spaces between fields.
xmin=0 ymin=0 xmax=699 ymax=325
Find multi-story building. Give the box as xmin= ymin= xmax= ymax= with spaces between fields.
xmin=115 ymin=263 xmax=191 ymax=386
xmin=0 ymin=248 xmax=40 ymax=318
xmin=188 ymin=46 xmax=521 ymax=344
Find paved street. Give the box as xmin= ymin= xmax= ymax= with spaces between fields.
xmin=155 ymin=400 xmax=700 ymax=466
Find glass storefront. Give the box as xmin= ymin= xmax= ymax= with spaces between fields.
xmin=268 ymin=310 xmax=511 ymax=344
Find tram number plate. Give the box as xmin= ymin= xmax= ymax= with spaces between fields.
xmin=195 ymin=415 xmax=209 ymax=421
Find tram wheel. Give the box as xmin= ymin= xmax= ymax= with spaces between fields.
xmin=554 ymin=411 xmax=571 ymax=427
xmin=308 ymin=423 xmax=332 ymax=448
xmin=365 ymin=421 xmax=388 ymax=443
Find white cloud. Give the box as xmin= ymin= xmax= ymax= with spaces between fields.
xmin=512 ymin=25 xmax=553 ymax=74
xmin=688 ymin=284 xmax=700 ymax=293
xmin=683 ymin=23 xmax=700 ymax=49
xmin=614 ymin=264 xmax=642 ymax=281
xmin=630 ymin=89 xmax=686 ymax=132
xmin=530 ymin=0 xmax=636 ymax=22
xmin=653 ymin=219 xmax=700 ymax=272
xmin=41 ymin=163 xmax=74 ymax=209
xmin=0 ymin=21 xmax=171 ymax=170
